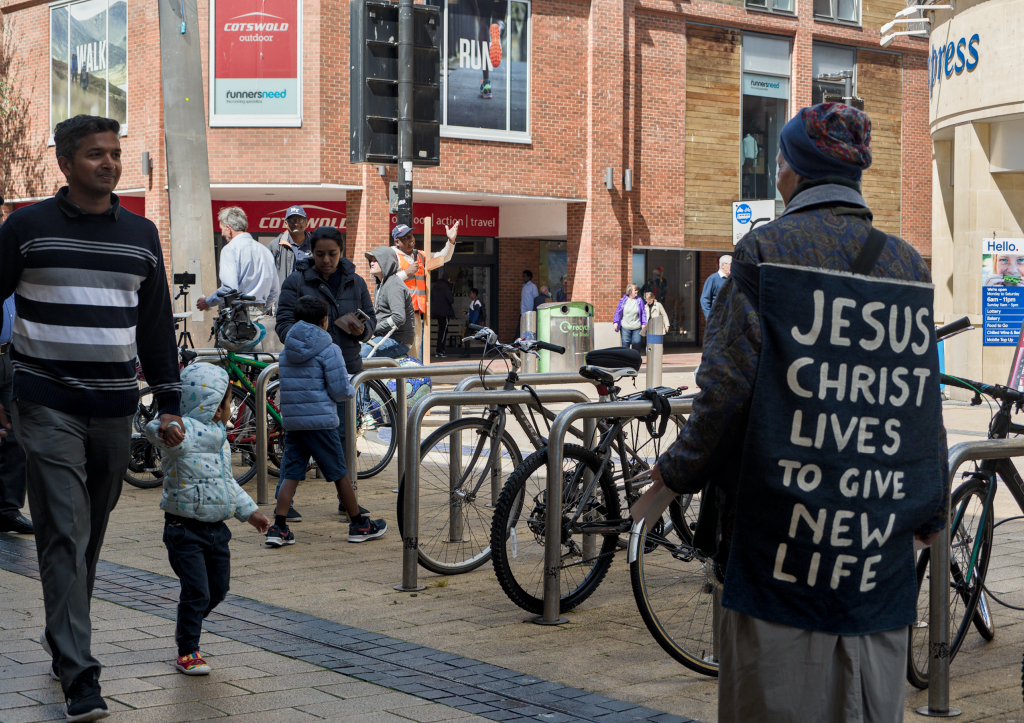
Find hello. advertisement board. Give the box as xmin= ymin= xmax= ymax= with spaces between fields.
xmin=210 ymin=0 xmax=301 ymax=126
xmin=982 ymin=238 xmax=1024 ymax=346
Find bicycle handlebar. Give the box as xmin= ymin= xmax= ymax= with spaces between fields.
xmin=941 ymin=372 xmax=1024 ymax=405
xmin=535 ymin=340 xmax=566 ymax=355
xmin=936 ymin=316 xmax=973 ymax=343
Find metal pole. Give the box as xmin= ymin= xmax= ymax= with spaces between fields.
xmin=396 ymin=0 xmax=414 ymax=229
xmin=645 ymin=315 xmax=663 ymax=388
xmin=254 ymin=363 xmax=279 ymax=506
xmin=539 ymin=398 xmax=693 ymax=624
xmin=915 ymin=438 xmax=1024 ymax=717
xmin=400 ymin=388 xmax=593 ymax=591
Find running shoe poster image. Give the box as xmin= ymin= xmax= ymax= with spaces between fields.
xmin=439 ymin=0 xmax=529 ymax=133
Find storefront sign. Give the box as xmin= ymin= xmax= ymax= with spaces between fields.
xmin=211 ymin=201 xmax=346 ymax=233
xmin=982 ymin=237 xmax=1024 ymax=346
xmin=391 ymin=204 xmax=499 ymax=236
xmin=742 ymin=73 xmax=790 ymax=101
xmin=210 ymin=0 xmax=301 ymax=126
xmin=733 ymin=200 xmax=776 ymax=245
xmin=929 ymin=33 xmax=979 ymax=96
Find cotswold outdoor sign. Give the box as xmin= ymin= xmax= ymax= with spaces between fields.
xmin=722 ymin=264 xmax=943 ymax=635
xmin=210 ymin=0 xmax=302 ymax=126
xmin=929 ymin=32 xmax=980 ymax=96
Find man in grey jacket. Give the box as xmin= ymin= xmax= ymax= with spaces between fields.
xmin=362 ymin=246 xmax=414 ymax=359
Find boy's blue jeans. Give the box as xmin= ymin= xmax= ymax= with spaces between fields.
xmin=164 ymin=518 xmax=231 ymax=656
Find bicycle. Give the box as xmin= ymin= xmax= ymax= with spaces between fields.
xmin=489 ymin=348 xmax=691 ymax=617
xmin=393 ymin=324 xmax=569 ymax=575
xmin=905 ymin=316 xmax=1014 ymax=688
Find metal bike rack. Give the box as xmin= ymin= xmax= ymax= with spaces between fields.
xmin=252 ymin=357 xmax=401 ymax=505
xmin=917 ymin=437 xmax=1024 ymax=717
xmin=539 ymin=398 xmax=693 ymax=625
xmin=345 ymin=363 xmax=484 ymax=485
xmin=401 ymin=389 xmax=597 ymax=592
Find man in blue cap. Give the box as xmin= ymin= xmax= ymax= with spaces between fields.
xmin=650 ymin=103 xmax=948 ymax=722
xmin=272 ymin=205 xmax=314 ymax=289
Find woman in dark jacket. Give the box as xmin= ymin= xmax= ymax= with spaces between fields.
xmin=276 ymin=227 xmax=375 ymax=375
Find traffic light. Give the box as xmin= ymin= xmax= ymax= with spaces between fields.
xmin=350 ymin=0 xmax=441 ymax=166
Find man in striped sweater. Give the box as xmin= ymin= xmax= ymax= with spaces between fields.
xmin=0 ymin=115 xmax=183 ymax=723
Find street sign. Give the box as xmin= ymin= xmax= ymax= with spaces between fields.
xmin=732 ymin=200 xmax=775 ymax=245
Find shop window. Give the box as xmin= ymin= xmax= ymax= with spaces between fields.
xmin=50 ymin=0 xmax=128 ymax=131
xmin=426 ymin=0 xmax=531 ymax=143
xmin=741 ymin=34 xmax=790 ymax=207
xmin=634 ymin=249 xmax=698 ymax=345
xmin=745 ymin=0 xmax=795 ymax=15
xmin=812 ymin=43 xmax=856 ymax=104
xmin=813 ymin=0 xmax=860 ymax=25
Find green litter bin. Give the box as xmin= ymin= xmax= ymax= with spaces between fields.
xmin=536 ymin=301 xmax=594 ymax=373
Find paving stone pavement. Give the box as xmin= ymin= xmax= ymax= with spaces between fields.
xmin=2 ymin=392 xmax=1024 ymax=722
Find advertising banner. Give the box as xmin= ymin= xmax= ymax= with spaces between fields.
xmin=390 ymin=204 xmax=499 ymax=236
xmin=742 ymin=73 xmax=790 ymax=100
xmin=210 ymin=0 xmax=301 ymax=126
xmin=439 ymin=0 xmax=530 ymax=139
xmin=982 ymin=238 xmax=1024 ymax=346
xmin=211 ymin=201 xmax=346 ymax=234
xmin=732 ymin=200 xmax=775 ymax=245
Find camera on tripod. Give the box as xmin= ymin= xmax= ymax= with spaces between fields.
xmin=172 ymin=272 xmax=197 ymax=349
xmin=173 ymin=272 xmax=196 ymax=286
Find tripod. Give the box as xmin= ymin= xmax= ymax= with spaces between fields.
xmin=173 ymin=282 xmax=195 ymax=349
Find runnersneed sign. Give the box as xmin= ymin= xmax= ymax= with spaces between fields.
xmin=210 ymin=0 xmax=301 ymax=126
xmin=722 ymin=264 xmax=943 ymax=636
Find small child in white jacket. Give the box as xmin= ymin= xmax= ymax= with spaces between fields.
xmin=146 ymin=363 xmax=269 ymax=676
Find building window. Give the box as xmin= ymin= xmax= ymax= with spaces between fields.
xmin=50 ymin=0 xmax=128 ymax=131
xmin=741 ymin=34 xmax=790 ymax=207
xmin=746 ymin=0 xmax=795 ymax=15
xmin=813 ymin=0 xmax=860 ymax=25
xmin=632 ymin=249 xmax=699 ymax=345
xmin=427 ymin=0 xmax=531 ymax=144
xmin=812 ymin=43 xmax=856 ymax=104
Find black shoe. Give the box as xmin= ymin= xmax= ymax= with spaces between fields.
xmin=436 ymin=351 xmax=447 ymax=358
xmin=286 ymin=507 xmax=301 ymax=523
xmin=65 ymin=672 xmax=108 ymax=723
xmin=0 ymin=512 xmax=33 ymax=534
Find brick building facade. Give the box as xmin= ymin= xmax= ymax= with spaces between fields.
xmin=0 ymin=0 xmax=929 ymax=349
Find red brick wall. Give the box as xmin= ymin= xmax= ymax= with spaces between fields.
xmin=497 ymin=238 xmax=540 ymax=341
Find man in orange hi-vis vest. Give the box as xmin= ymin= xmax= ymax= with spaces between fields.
xmin=391 ymin=221 xmax=460 ymax=359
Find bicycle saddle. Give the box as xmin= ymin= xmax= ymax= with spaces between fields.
xmin=579 ymin=365 xmax=638 ymax=384
xmin=585 ymin=347 xmax=642 ymax=371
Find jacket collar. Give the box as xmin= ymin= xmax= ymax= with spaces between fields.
xmin=55 ymin=186 xmax=121 ymax=219
xmin=781 ymin=178 xmax=868 ymax=218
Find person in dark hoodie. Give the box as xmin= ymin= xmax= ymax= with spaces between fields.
xmin=275 ymin=226 xmax=375 ymax=523
xmin=361 ymin=246 xmax=415 ymax=359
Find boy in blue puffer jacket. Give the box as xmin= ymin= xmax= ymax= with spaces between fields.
xmin=269 ymin=296 xmax=387 ymax=546
xmin=145 ymin=363 xmax=271 ymax=676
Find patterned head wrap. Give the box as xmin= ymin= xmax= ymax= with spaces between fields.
xmin=778 ymin=103 xmax=872 ymax=182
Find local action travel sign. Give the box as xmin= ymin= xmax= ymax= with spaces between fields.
xmin=722 ymin=264 xmax=943 ymax=635
xmin=982 ymin=238 xmax=1024 ymax=346
xmin=210 ymin=0 xmax=301 ymax=126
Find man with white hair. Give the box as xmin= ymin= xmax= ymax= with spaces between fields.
xmin=197 ymin=206 xmax=280 ymax=314
xmin=699 ymin=254 xmax=732 ymax=319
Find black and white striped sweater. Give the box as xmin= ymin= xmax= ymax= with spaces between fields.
xmin=0 ymin=189 xmax=181 ymax=418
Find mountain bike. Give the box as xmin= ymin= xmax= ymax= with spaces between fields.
xmin=489 ymin=352 xmax=691 ymax=616
xmin=395 ymin=324 xmax=568 ymax=575
xmin=906 ymin=316 xmax=1018 ymax=688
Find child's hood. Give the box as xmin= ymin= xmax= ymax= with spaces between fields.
xmin=283 ymin=321 xmax=334 ymax=364
xmin=180 ymin=363 xmax=230 ymax=424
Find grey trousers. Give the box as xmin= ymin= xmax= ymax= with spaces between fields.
xmin=0 ymin=354 xmax=27 ymax=516
xmin=718 ymin=608 xmax=907 ymax=723
xmin=12 ymin=399 xmax=131 ymax=691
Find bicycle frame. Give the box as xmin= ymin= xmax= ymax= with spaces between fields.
xmin=222 ymin=351 xmax=283 ymax=425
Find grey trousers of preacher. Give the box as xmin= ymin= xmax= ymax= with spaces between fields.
xmin=0 ymin=354 xmax=27 ymax=517
xmin=718 ymin=608 xmax=907 ymax=723
xmin=12 ymin=399 xmax=131 ymax=692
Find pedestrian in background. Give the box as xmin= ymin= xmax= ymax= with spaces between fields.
xmin=555 ymin=275 xmax=569 ymax=302
xmin=517 ymin=269 xmax=538 ymax=338
xmin=699 ymin=255 xmax=732 ymax=319
xmin=533 ymin=285 xmax=550 ymax=311
xmin=642 ymin=290 xmax=669 ymax=336
xmin=272 ymin=205 xmax=313 ymax=290
xmin=197 ymin=206 xmax=280 ymax=315
xmin=0 ymin=114 xmax=184 ymax=722
xmin=363 ymin=246 xmax=415 ymax=359
xmin=431 ymin=275 xmax=455 ymax=358
xmin=145 ymin=364 xmax=269 ymax=675
xmin=612 ymin=284 xmax=646 ymax=352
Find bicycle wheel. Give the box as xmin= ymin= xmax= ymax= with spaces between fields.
xmin=490 ymin=444 xmax=620 ymax=615
xmin=124 ymin=435 xmax=164 ymax=489
xmin=618 ymin=415 xmax=690 ymax=544
xmin=226 ymin=385 xmax=261 ymax=485
xmin=907 ymin=476 xmax=994 ymax=688
xmin=397 ymin=417 xmax=523 ymax=575
xmin=356 ymin=379 xmax=398 ymax=479
xmin=133 ymin=386 xmax=158 ymax=433
xmin=629 ymin=498 xmax=720 ymax=677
